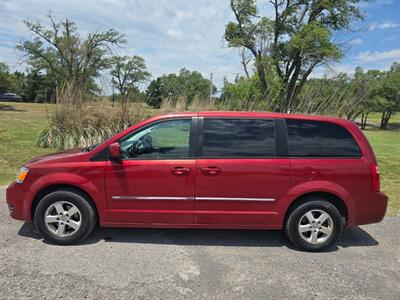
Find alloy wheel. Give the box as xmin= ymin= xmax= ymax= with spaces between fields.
xmin=298 ymin=209 xmax=334 ymax=245
xmin=44 ymin=201 xmax=82 ymax=237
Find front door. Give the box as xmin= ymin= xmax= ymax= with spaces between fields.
xmin=195 ymin=117 xmax=291 ymax=226
xmin=105 ymin=118 xmax=195 ymax=224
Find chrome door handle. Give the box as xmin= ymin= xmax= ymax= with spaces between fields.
xmin=170 ymin=166 xmax=191 ymax=175
xmin=200 ymin=166 xmax=221 ymax=175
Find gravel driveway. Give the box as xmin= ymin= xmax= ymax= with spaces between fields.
xmin=1 ymin=186 xmax=399 ymax=299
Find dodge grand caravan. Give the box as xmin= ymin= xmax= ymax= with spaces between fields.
xmin=6 ymin=112 xmax=388 ymax=251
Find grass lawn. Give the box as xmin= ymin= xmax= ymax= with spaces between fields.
xmin=363 ymin=129 xmax=400 ymax=215
xmin=367 ymin=112 xmax=400 ymax=129
xmin=0 ymin=102 xmax=57 ymax=186
xmin=0 ymin=102 xmax=399 ymax=215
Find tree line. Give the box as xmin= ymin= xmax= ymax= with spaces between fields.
xmin=0 ymin=1 xmax=399 ymax=129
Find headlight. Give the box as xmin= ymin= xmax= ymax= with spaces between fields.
xmin=16 ymin=167 xmax=29 ymax=184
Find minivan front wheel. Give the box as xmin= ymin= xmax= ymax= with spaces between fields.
xmin=34 ymin=190 xmax=96 ymax=245
xmin=44 ymin=201 xmax=82 ymax=238
xmin=285 ymin=200 xmax=342 ymax=251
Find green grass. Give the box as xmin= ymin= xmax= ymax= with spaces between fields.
xmin=367 ymin=112 xmax=400 ymax=129
xmin=0 ymin=102 xmax=57 ymax=185
xmin=364 ymin=129 xmax=400 ymax=215
xmin=0 ymin=102 xmax=399 ymax=215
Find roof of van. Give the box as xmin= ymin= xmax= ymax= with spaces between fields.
xmin=157 ymin=111 xmax=351 ymax=124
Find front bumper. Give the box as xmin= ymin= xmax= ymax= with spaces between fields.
xmin=6 ymin=182 xmax=31 ymax=221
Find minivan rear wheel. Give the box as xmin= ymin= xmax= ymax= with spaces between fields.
xmin=285 ymin=199 xmax=342 ymax=251
xmin=34 ymin=190 xmax=96 ymax=245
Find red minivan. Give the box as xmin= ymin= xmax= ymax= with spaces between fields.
xmin=6 ymin=112 xmax=388 ymax=251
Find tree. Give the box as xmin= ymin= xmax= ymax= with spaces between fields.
xmin=110 ymin=55 xmax=150 ymax=97
xmin=18 ymin=69 xmax=56 ymax=102
xmin=351 ymin=68 xmax=385 ymax=129
xmin=220 ymin=75 xmax=265 ymax=110
xmin=378 ymin=63 xmax=400 ymax=129
xmin=298 ymin=73 xmax=354 ymax=116
xmin=177 ymin=68 xmax=216 ymax=101
xmin=0 ymin=62 xmax=12 ymax=93
xmin=146 ymin=77 xmax=166 ymax=108
xmin=145 ymin=68 xmax=216 ymax=108
xmin=17 ymin=14 xmax=125 ymax=92
xmin=225 ymin=0 xmax=364 ymax=112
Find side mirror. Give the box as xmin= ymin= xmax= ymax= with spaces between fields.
xmin=108 ymin=142 xmax=120 ymax=160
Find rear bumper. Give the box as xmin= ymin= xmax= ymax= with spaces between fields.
xmin=352 ymin=192 xmax=388 ymax=226
xmin=6 ymin=182 xmax=31 ymax=221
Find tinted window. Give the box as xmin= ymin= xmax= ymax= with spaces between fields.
xmin=286 ymin=119 xmax=361 ymax=157
xmin=202 ymin=119 xmax=275 ymax=158
xmin=119 ymin=119 xmax=191 ymax=159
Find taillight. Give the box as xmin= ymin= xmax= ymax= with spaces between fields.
xmin=370 ymin=163 xmax=380 ymax=192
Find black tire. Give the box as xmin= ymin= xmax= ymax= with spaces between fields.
xmin=285 ymin=199 xmax=342 ymax=252
xmin=34 ymin=190 xmax=96 ymax=245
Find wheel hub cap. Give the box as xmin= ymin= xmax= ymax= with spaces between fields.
xmin=44 ymin=201 xmax=82 ymax=238
xmin=298 ymin=209 xmax=334 ymax=245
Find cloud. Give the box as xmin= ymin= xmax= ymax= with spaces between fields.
xmin=311 ymin=63 xmax=357 ymax=78
xmin=0 ymin=0 xmax=398 ymax=90
xmin=166 ymin=28 xmax=183 ymax=39
xmin=368 ymin=21 xmax=399 ymax=30
xmin=356 ymin=49 xmax=400 ymax=63
xmin=358 ymin=0 xmax=393 ymax=8
xmin=349 ymin=38 xmax=363 ymax=46
xmin=0 ymin=0 xmax=241 ymax=89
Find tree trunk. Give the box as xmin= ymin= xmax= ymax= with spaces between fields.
xmin=380 ymin=111 xmax=392 ymax=129
xmin=278 ymin=82 xmax=288 ymax=113
xmin=380 ymin=112 xmax=386 ymax=129
xmin=255 ymin=55 xmax=268 ymax=97
xmin=360 ymin=112 xmax=369 ymax=130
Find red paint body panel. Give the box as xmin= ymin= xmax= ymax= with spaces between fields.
xmin=195 ymin=158 xmax=290 ymax=225
xmin=5 ymin=112 xmax=388 ymax=230
xmin=104 ymin=159 xmax=195 ymax=223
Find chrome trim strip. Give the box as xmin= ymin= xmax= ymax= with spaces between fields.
xmin=112 ymin=196 xmax=194 ymax=200
xmin=196 ymin=197 xmax=275 ymax=202
xmin=112 ymin=196 xmax=275 ymax=202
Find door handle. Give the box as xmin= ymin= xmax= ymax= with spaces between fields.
xmin=170 ymin=166 xmax=191 ymax=175
xmin=200 ymin=166 xmax=221 ymax=175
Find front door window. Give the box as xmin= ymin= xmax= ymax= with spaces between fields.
xmin=119 ymin=119 xmax=191 ymax=159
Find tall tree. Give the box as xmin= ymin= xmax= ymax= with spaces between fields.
xmin=110 ymin=55 xmax=150 ymax=97
xmin=225 ymin=0 xmax=364 ymax=112
xmin=17 ymin=14 xmax=125 ymax=91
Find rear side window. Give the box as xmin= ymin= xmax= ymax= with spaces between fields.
xmin=286 ymin=119 xmax=361 ymax=158
xmin=202 ymin=118 xmax=275 ymax=158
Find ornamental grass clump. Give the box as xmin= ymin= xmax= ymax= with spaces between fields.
xmin=36 ymin=82 xmax=147 ymax=150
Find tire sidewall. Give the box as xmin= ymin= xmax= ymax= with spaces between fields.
xmin=34 ymin=191 xmax=95 ymax=245
xmin=286 ymin=200 xmax=342 ymax=252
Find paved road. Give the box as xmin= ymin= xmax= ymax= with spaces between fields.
xmin=1 ymin=187 xmax=399 ymax=299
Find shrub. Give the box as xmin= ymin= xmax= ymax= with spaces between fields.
xmin=36 ymin=82 xmax=150 ymax=149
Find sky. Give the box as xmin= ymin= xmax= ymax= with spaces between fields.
xmin=0 ymin=0 xmax=399 ymax=93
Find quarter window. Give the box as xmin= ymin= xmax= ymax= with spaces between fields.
xmin=202 ymin=118 xmax=275 ymax=158
xmin=286 ymin=119 xmax=362 ymax=157
xmin=119 ymin=119 xmax=191 ymax=159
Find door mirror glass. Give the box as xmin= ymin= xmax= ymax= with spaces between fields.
xmin=108 ymin=142 xmax=121 ymax=160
